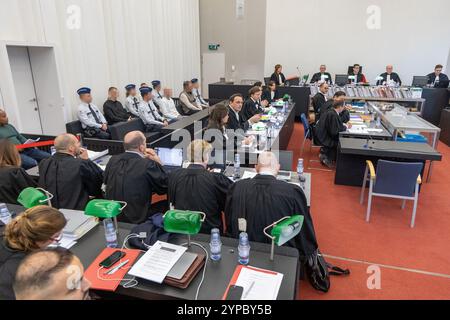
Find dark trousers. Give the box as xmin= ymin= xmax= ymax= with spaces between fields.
xmin=84 ymin=127 xmax=111 ymax=140
xmin=321 ymin=146 xmax=337 ymax=162
xmin=183 ymin=109 xmax=200 ymax=116
xmin=145 ymin=124 xmax=164 ymax=133
xmin=20 ymin=148 xmax=51 ymax=170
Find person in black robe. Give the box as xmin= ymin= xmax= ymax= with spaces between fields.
xmin=377 ymin=65 xmax=402 ymax=86
xmin=261 ymin=81 xmax=281 ymax=104
xmin=104 ymin=131 xmax=168 ymax=224
xmin=38 ymin=134 xmax=103 ymax=210
xmin=312 ymin=82 xmax=329 ymax=120
xmin=242 ymin=87 xmax=267 ymax=121
xmin=225 ymin=152 xmax=318 ymax=260
xmin=270 ymin=64 xmax=286 ymax=86
xmin=318 ymin=91 xmax=350 ymax=123
xmin=348 ymin=64 xmax=368 ymax=84
xmin=0 ymin=139 xmax=37 ymax=204
xmin=310 ymin=65 xmax=333 ymax=84
xmin=226 ymin=94 xmax=261 ymax=132
xmin=103 ymin=87 xmax=132 ymax=125
xmin=168 ymin=140 xmax=233 ymax=234
xmin=427 ymin=64 xmax=449 ymax=88
xmin=316 ymin=101 xmax=350 ymax=167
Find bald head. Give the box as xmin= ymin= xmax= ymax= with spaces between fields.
xmin=124 ymin=131 xmax=146 ymax=152
xmin=386 ymin=65 xmax=393 ymax=73
xmin=54 ymin=134 xmax=81 ymax=156
xmin=256 ymin=152 xmax=280 ymax=176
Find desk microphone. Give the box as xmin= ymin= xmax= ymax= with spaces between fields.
xmin=363 ymin=134 xmax=376 ymax=150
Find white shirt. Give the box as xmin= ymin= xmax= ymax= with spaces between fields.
xmin=125 ymin=95 xmax=141 ymax=117
xmin=160 ymin=97 xmax=181 ymax=120
xmin=138 ymin=100 xmax=164 ymax=126
xmin=278 ymin=74 xmax=283 ymax=85
xmin=77 ymin=102 xmax=107 ymax=129
xmin=192 ymin=88 xmax=208 ymax=106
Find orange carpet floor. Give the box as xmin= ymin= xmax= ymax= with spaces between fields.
xmin=286 ymin=122 xmax=450 ymax=300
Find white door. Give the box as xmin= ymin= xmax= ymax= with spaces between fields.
xmin=7 ymin=46 xmax=43 ymax=134
xmin=201 ymin=52 xmax=226 ymax=98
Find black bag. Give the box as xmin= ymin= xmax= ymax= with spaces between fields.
xmin=305 ymin=249 xmax=350 ymax=293
xmin=84 ymin=127 xmax=101 ymax=138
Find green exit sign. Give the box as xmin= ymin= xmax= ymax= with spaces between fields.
xmin=208 ymin=44 xmax=220 ymax=51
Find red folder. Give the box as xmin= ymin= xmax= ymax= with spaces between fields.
xmin=222 ymin=265 xmax=278 ymax=300
xmin=84 ymin=248 xmax=141 ymax=292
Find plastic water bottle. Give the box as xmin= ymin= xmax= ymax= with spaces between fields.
xmin=297 ymin=159 xmax=306 ymax=183
xmin=238 ymin=232 xmax=250 ymax=265
xmin=103 ymin=218 xmax=118 ymax=248
xmin=209 ymin=228 xmax=222 ymax=261
xmin=234 ymin=154 xmax=241 ymax=180
xmin=0 ymin=204 xmax=12 ymax=225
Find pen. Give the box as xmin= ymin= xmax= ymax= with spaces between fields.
xmin=105 ymin=260 xmax=129 ymax=275
xmin=243 ymin=281 xmax=255 ymax=299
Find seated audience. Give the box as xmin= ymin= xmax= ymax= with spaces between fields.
xmin=226 ymin=94 xmax=261 ymax=132
xmin=225 ymin=152 xmax=318 ymax=259
xmin=38 ymin=134 xmax=103 ymax=210
xmin=124 ymin=84 xmax=141 ymax=118
xmin=168 ymin=140 xmax=233 ymax=234
xmin=152 ymin=80 xmax=164 ymax=109
xmin=179 ymin=81 xmax=203 ymax=115
xmin=319 ymin=91 xmax=351 ymax=123
xmin=14 ymin=248 xmax=90 ymax=300
xmin=310 ymin=65 xmax=333 ymax=84
xmin=427 ymin=64 xmax=449 ymax=88
xmin=0 ymin=206 xmax=66 ymax=300
xmin=316 ymin=101 xmax=351 ymax=167
xmin=312 ymin=82 xmax=329 ymax=118
xmin=377 ymin=65 xmax=402 ymax=86
xmin=103 ymin=87 xmax=132 ymax=125
xmin=270 ymin=64 xmax=286 ymax=86
xmin=0 ymin=139 xmax=37 ymax=204
xmin=138 ymin=87 xmax=168 ymax=132
xmin=0 ymin=108 xmax=50 ymax=169
xmin=104 ymin=131 xmax=168 ymax=224
xmin=77 ymin=87 xmax=111 ymax=140
xmin=191 ymin=78 xmax=209 ymax=108
xmin=262 ymin=81 xmax=281 ymax=103
xmin=348 ymin=64 xmax=368 ymax=84
xmin=160 ymin=88 xmax=182 ymax=122
xmin=242 ymin=86 xmax=268 ymax=121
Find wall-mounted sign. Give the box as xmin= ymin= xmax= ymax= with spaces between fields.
xmin=236 ymin=0 xmax=245 ymax=19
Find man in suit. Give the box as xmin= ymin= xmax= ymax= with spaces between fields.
xmin=312 ymin=82 xmax=329 ymax=120
xmin=77 ymin=87 xmax=111 ymax=140
xmin=242 ymin=87 xmax=269 ymax=121
xmin=427 ymin=64 xmax=449 ymax=88
xmin=226 ymin=94 xmax=261 ymax=132
xmin=310 ymin=65 xmax=333 ymax=84
xmin=377 ymin=65 xmax=402 ymax=86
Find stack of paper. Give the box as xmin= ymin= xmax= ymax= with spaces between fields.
xmin=87 ymin=149 xmax=109 ymax=161
xmin=60 ymin=209 xmax=99 ymax=241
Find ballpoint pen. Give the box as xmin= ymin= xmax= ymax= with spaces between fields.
xmin=105 ymin=260 xmax=130 ymax=275
xmin=243 ymin=281 xmax=255 ymax=299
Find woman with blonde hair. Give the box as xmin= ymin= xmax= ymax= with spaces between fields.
xmin=0 ymin=206 xmax=67 ymax=300
xmin=0 ymin=139 xmax=37 ymax=204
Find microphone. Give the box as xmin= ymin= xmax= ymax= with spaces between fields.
xmin=363 ymin=134 xmax=375 ymax=150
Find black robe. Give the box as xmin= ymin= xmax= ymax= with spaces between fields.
xmin=316 ymin=108 xmax=347 ymax=148
xmin=242 ymin=98 xmax=264 ymax=121
xmin=0 ymin=167 xmax=37 ymax=205
xmin=310 ymin=72 xmax=333 ymax=84
xmin=318 ymin=100 xmax=350 ymax=123
xmin=225 ymin=175 xmax=318 ymax=258
xmin=427 ymin=73 xmax=449 ymax=88
xmin=104 ymin=152 xmax=168 ymax=224
xmin=103 ymin=100 xmax=131 ymax=125
xmin=261 ymin=89 xmax=280 ymax=103
xmin=377 ymin=72 xmax=402 ymax=86
xmin=38 ymin=153 xmax=103 ymax=210
xmin=312 ymin=92 xmax=328 ymax=114
xmin=226 ymin=106 xmax=250 ymax=132
xmin=168 ymin=164 xmax=233 ymax=234
xmin=270 ymin=73 xmax=286 ymax=86
xmin=0 ymin=240 xmax=26 ymax=300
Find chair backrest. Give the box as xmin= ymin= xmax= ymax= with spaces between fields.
xmin=264 ymin=77 xmax=271 ymax=86
xmin=300 ymin=113 xmax=311 ymax=140
xmin=109 ymin=118 xmax=145 ymax=141
xmin=278 ymin=150 xmax=293 ymax=171
xmin=66 ymin=120 xmax=83 ymax=135
xmin=373 ymin=160 xmax=423 ymax=197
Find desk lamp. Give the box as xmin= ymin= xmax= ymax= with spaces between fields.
xmin=17 ymin=187 xmax=53 ymax=208
xmin=263 ymin=215 xmax=304 ymax=261
xmin=163 ymin=210 xmax=206 ymax=247
xmin=84 ymin=199 xmax=127 ymax=234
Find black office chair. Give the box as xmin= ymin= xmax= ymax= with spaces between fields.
xmin=264 ymin=77 xmax=271 ymax=86
xmin=66 ymin=120 xmax=83 ymax=135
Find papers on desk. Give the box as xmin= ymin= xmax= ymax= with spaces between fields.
xmin=223 ymin=265 xmax=283 ymax=300
xmin=60 ymin=209 xmax=99 ymax=241
xmin=129 ymin=241 xmax=187 ymax=284
xmin=87 ymin=149 xmax=109 ymax=161
xmin=241 ymin=171 xmax=257 ymax=180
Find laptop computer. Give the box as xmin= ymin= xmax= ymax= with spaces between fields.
xmin=411 ymin=76 xmax=429 ymax=88
xmin=155 ymin=147 xmax=184 ymax=172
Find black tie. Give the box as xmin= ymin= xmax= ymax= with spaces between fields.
xmin=148 ymin=103 xmax=158 ymax=120
xmin=133 ymin=98 xmax=139 ymax=112
xmin=88 ymin=104 xmax=101 ymax=124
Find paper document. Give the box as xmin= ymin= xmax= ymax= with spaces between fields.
xmin=87 ymin=149 xmax=109 ymax=161
xmin=24 ymin=138 xmax=40 ymax=145
xmin=129 ymin=241 xmax=187 ymax=284
xmin=241 ymin=171 xmax=257 ymax=180
xmin=235 ymin=266 xmax=283 ymax=300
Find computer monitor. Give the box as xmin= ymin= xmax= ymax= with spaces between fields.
xmin=411 ymin=76 xmax=429 ymax=88
xmin=335 ymin=74 xmax=349 ymax=87
xmin=155 ymin=148 xmax=183 ymax=167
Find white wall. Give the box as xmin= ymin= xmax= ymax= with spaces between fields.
xmin=0 ymin=0 xmax=201 ymax=130
xmin=264 ymin=0 xmax=450 ymax=85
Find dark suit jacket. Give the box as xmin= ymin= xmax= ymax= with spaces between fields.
xmin=242 ymin=98 xmax=264 ymax=121
xmin=270 ymin=73 xmax=286 ymax=86
xmin=312 ymin=93 xmax=328 ymax=114
xmin=226 ymin=106 xmax=250 ymax=132
xmin=261 ymin=89 xmax=280 ymax=103
xmin=427 ymin=73 xmax=449 ymax=88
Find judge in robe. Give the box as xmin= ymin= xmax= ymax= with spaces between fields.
xmin=312 ymin=82 xmax=329 ymax=120
xmin=103 ymin=87 xmax=132 ymax=125
xmin=427 ymin=64 xmax=449 ymax=88
xmin=0 ymin=139 xmax=37 ymax=204
xmin=242 ymin=86 xmax=269 ymax=121
xmin=377 ymin=65 xmax=402 ymax=86
xmin=168 ymin=140 xmax=233 ymax=234
xmin=152 ymin=80 xmax=164 ymax=110
xmin=191 ymin=78 xmax=209 ymax=108
xmin=316 ymin=101 xmax=351 ymax=167
xmin=38 ymin=134 xmax=104 ymax=210
xmin=348 ymin=64 xmax=368 ymax=84
xmin=124 ymin=84 xmax=141 ymax=118
xmin=159 ymin=88 xmax=182 ymax=122
xmin=319 ymin=91 xmax=351 ymax=124
xmin=77 ymin=87 xmax=111 ymax=140
xmin=270 ymin=64 xmax=286 ymax=86
xmin=226 ymin=94 xmax=261 ymax=132
xmin=225 ymin=152 xmax=318 ymax=260
xmin=137 ymin=86 xmax=169 ymax=133
xmin=179 ymin=81 xmax=203 ymax=115
xmin=104 ymin=131 xmax=168 ymax=224
xmin=310 ymin=65 xmax=333 ymax=84
xmin=261 ymin=81 xmax=281 ymax=103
